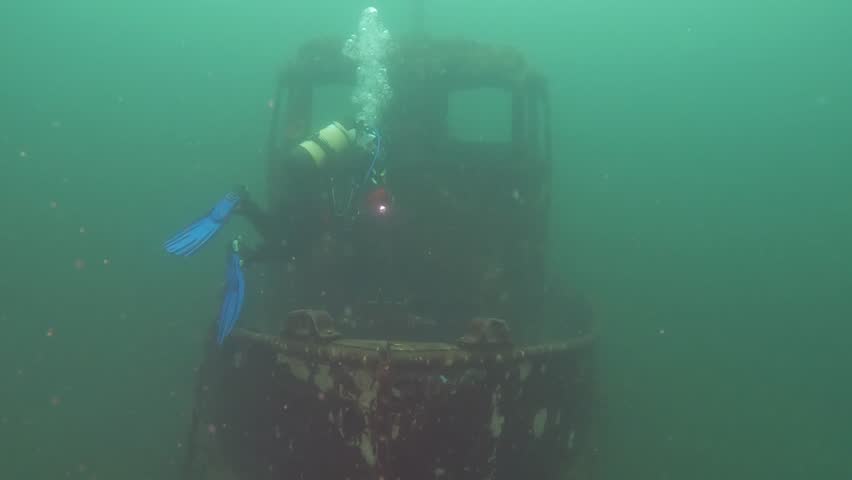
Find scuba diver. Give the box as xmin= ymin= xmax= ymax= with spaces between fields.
xmin=165 ymin=5 xmax=397 ymax=344
xmin=163 ymin=117 xmax=388 ymax=344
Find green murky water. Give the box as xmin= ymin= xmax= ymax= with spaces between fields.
xmin=2 ymin=1 xmax=850 ymax=478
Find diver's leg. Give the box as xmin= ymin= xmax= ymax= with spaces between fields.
xmin=233 ymin=191 xmax=277 ymax=239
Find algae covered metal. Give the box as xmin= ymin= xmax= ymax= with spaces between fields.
xmin=183 ymin=312 xmax=597 ymax=480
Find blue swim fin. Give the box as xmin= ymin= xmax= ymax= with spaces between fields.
xmin=164 ymin=192 xmax=240 ymax=256
xmin=216 ymin=247 xmax=245 ymax=344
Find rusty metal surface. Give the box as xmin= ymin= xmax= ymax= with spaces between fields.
xmin=184 ymin=325 xmax=597 ymax=480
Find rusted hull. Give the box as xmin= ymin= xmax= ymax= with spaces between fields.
xmin=184 ymin=330 xmax=597 ymax=480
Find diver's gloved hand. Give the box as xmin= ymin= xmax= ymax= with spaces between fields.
xmin=163 ymin=191 xmax=241 ymax=256
xmin=217 ymin=237 xmax=246 ymax=345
